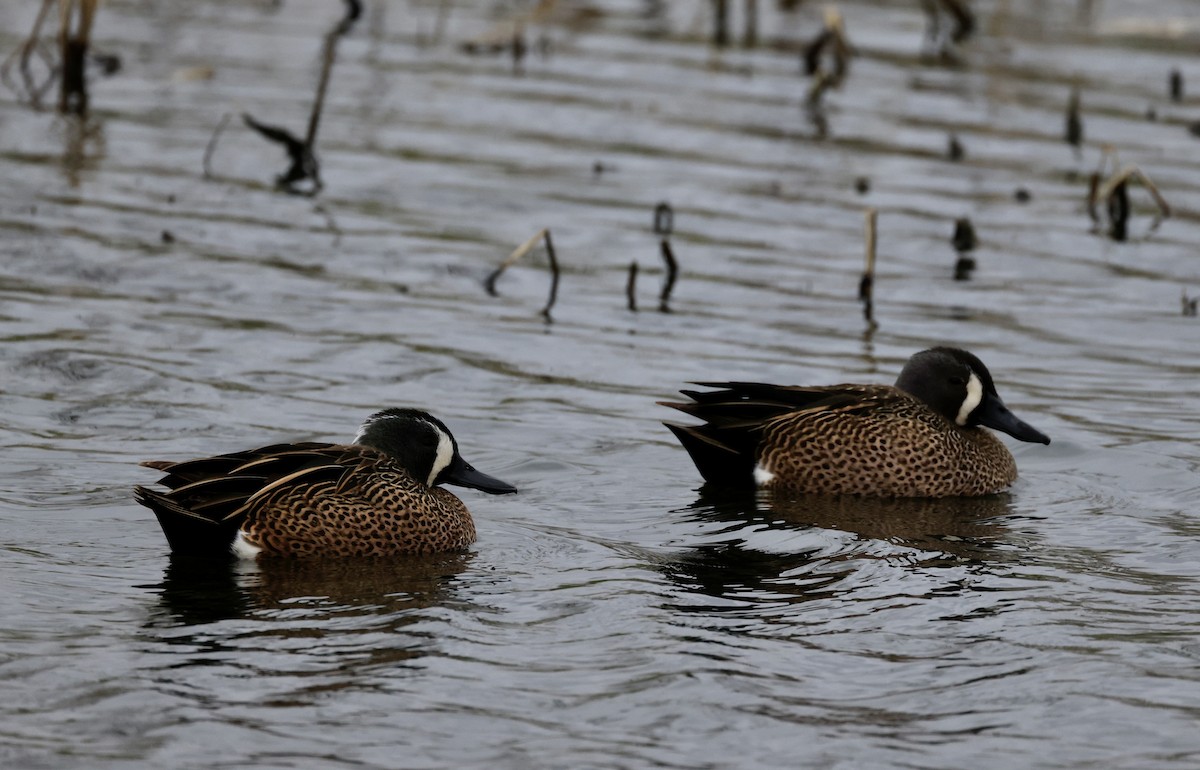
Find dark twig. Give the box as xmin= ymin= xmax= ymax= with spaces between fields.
xmin=59 ymin=0 xmax=99 ymax=115
xmin=1169 ymin=68 xmax=1183 ymax=103
xmin=1087 ymin=149 xmax=1170 ymax=241
xmin=653 ymin=202 xmax=677 ymax=312
xmin=659 ymin=240 xmax=678 ymax=313
xmin=922 ymin=0 xmax=974 ymax=60
xmin=1106 ymin=180 xmax=1130 ymax=242
xmin=859 ymin=208 xmax=878 ymax=328
xmin=627 ymin=261 xmax=639 ymax=312
xmin=952 ymin=217 xmax=976 ymax=252
xmin=803 ymin=8 xmax=852 ymax=136
xmin=947 ymin=133 xmax=964 ymax=160
xmin=202 ymin=112 xmax=232 ymax=179
xmin=238 ymin=0 xmax=359 ymax=195
xmin=713 ymin=0 xmax=729 ymax=47
xmin=653 ymin=202 xmax=674 ymax=236
xmin=540 ymin=230 xmax=560 ymax=321
xmin=1065 ymin=87 xmax=1083 ymax=151
xmin=1183 ymin=290 xmax=1198 ymax=318
xmin=486 ymin=228 xmax=561 ymax=322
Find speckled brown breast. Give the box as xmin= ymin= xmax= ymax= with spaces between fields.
xmin=241 ymin=467 xmax=476 ymax=558
xmin=757 ymin=385 xmax=1018 ymax=497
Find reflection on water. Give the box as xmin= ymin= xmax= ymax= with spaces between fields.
xmin=150 ymin=551 xmax=473 ymax=627
xmin=661 ymin=488 xmax=1018 ymax=614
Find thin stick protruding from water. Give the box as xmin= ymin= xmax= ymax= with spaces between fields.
xmin=713 ymin=0 xmax=729 ymax=47
xmin=626 ymin=261 xmax=639 ymax=312
xmin=859 ymin=208 xmax=878 ymax=327
xmin=486 ymin=228 xmax=545 ymax=296
xmin=1087 ymin=151 xmax=1171 ymax=240
xmin=654 ymin=202 xmax=678 ymax=313
xmin=659 ymin=241 xmax=678 ymax=313
xmin=0 ymin=0 xmax=56 ymax=109
xmin=202 ymin=112 xmax=232 ymax=179
xmin=485 ymin=227 xmax=561 ymax=321
xmin=1065 ymin=87 xmax=1083 ymax=150
xmin=540 ymin=229 xmax=560 ymax=320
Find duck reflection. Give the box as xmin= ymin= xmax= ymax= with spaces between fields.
xmin=661 ymin=487 xmax=1017 ymax=612
xmin=150 ymin=552 xmax=473 ymax=627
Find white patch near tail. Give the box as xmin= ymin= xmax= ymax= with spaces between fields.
xmin=753 ymin=463 xmax=775 ymax=486
xmin=955 ymin=372 xmax=983 ymax=426
xmin=427 ymin=425 xmax=454 ymax=486
xmin=231 ymin=531 xmax=262 ymax=560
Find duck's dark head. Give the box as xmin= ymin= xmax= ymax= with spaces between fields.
xmin=354 ymin=408 xmax=518 ymax=494
xmin=895 ymin=347 xmax=1050 ymax=445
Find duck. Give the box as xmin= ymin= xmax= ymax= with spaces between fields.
xmin=134 ymin=408 xmax=517 ymax=558
xmin=661 ymin=347 xmax=1050 ymax=498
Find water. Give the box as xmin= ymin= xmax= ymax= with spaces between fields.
xmin=2 ymin=1 xmax=1200 ymax=767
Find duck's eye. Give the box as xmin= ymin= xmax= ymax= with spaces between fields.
xmin=417 ymin=431 xmax=438 ymax=447
xmin=948 ymin=376 xmax=966 ymax=386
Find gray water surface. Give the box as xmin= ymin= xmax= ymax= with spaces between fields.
xmin=2 ymin=1 xmax=1200 ymax=768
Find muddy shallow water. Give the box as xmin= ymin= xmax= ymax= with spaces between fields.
xmin=2 ymin=1 xmax=1200 ymax=768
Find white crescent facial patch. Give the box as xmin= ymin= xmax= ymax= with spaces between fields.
xmin=955 ymin=372 xmax=983 ymax=426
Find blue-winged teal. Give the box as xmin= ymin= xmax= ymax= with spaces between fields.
xmin=134 ymin=408 xmax=517 ymax=558
xmin=662 ymin=347 xmax=1050 ymax=497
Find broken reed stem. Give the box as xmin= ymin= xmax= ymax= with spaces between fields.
xmin=743 ymin=0 xmax=758 ymax=48
xmin=859 ymin=208 xmax=877 ymax=327
xmin=713 ymin=0 xmax=729 ymax=47
xmin=486 ymin=228 xmax=546 ymax=296
xmin=540 ymin=229 xmax=560 ymax=320
xmin=626 ymin=261 xmax=639 ymax=312
xmin=485 ymin=228 xmax=560 ymax=321
xmin=0 ymin=0 xmax=56 ymax=108
xmin=58 ymin=0 xmax=99 ymax=115
xmin=202 ymin=112 xmax=232 ymax=179
xmin=1065 ymin=87 xmax=1083 ymax=148
xmin=1094 ymin=164 xmax=1171 ymax=220
xmin=803 ymin=7 xmax=851 ymax=110
xmin=659 ymin=239 xmax=678 ymax=313
xmin=307 ymin=0 xmax=360 ymax=148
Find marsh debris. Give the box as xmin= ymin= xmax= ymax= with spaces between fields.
xmin=1183 ymin=290 xmax=1198 ymax=318
xmin=952 ymin=217 xmax=976 ymax=252
xmin=626 ymin=261 xmax=639 ymax=312
xmin=859 ymin=208 xmax=878 ymax=329
xmin=224 ymin=0 xmax=360 ymax=195
xmin=1169 ymin=68 xmax=1183 ymax=102
xmin=1087 ymin=149 xmax=1171 ymax=242
xmin=654 ymin=202 xmax=679 ymax=313
xmin=922 ymin=0 xmax=975 ymax=60
xmin=486 ymin=228 xmax=561 ymax=322
xmin=712 ymin=0 xmax=729 ymax=47
xmin=1 ymin=0 xmax=56 ymax=109
xmin=1065 ymin=87 xmax=1083 ymax=151
xmin=953 ymin=255 xmax=976 ymax=281
xmin=947 ymin=133 xmax=964 ymax=161
xmin=2 ymin=0 xmax=103 ymax=114
xmin=803 ymin=7 xmax=853 ymax=137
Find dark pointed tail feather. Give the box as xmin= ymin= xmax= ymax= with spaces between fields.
xmin=663 ymin=422 xmax=757 ymax=489
xmin=134 ymin=486 xmax=239 ymax=557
